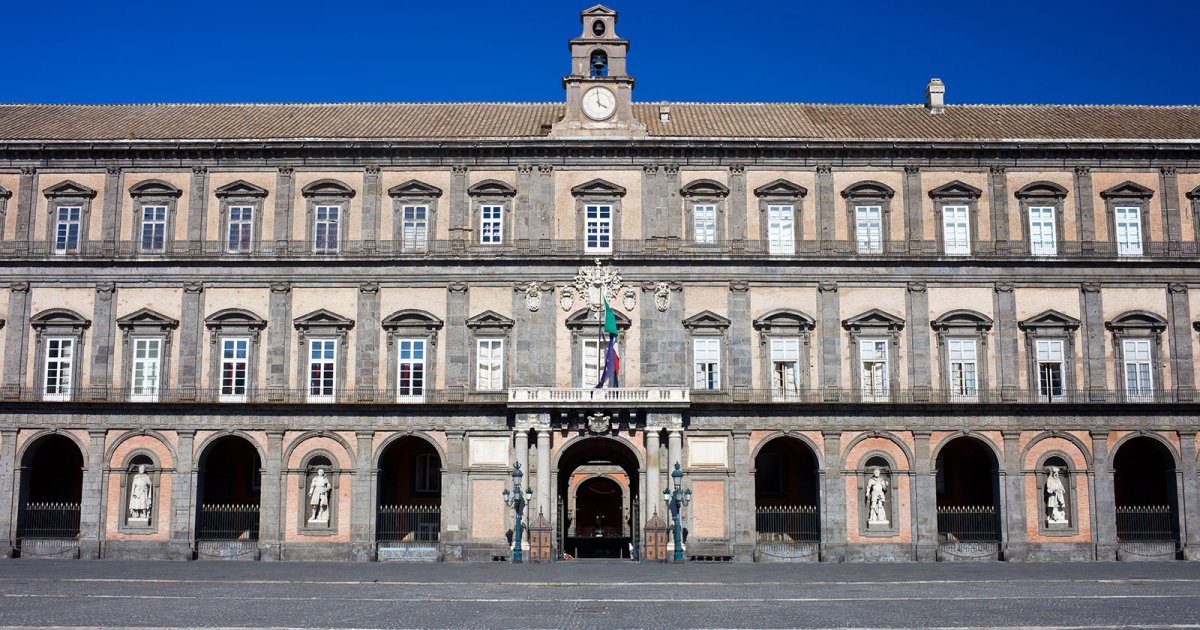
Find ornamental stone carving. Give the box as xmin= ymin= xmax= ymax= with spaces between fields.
xmin=1045 ymin=466 xmax=1068 ymax=526
xmin=655 ymin=282 xmax=671 ymax=312
xmin=128 ymin=464 xmax=152 ymax=522
xmin=623 ymin=288 xmax=637 ymax=312
xmin=308 ymin=468 xmax=331 ymax=524
xmin=517 ymin=281 xmax=553 ymax=312
xmin=865 ymin=467 xmax=889 ymax=528
xmin=566 ymin=259 xmax=627 ymax=315
xmin=587 ymin=411 xmax=612 ymax=435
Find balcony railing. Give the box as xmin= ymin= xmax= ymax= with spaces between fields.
xmin=687 ymin=387 xmax=1195 ymax=405
xmin=508 ymin=387 xmax=690 ymax=407
xmin=7 ymin=237 xmax=1199 ymax=262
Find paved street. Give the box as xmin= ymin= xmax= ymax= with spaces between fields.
xmin=0 ymin=560 xmax=1198 ymax=629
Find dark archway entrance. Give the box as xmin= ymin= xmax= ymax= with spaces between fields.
xmin=195 ymin=436 xmax=261 ymax=543
xmin=935 ymin=437 xmax=1001 ymax=545
xmin=754 ymin=436 xmax=820 ymax=559
xmin=1113 ymin=436 xmax=1179 ymax=553
xmin=376 ymin=436 xmax=442 ymax=552
xmin=16 ymin=434 xmax=84 ymax=551
xmin=557 ymin=437 xmax=640 ymax=559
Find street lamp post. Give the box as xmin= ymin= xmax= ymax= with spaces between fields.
xmin=502 ymin=462 xmax=534 ymax=563
xmin=662 ymin=462 xmax=692 ymax=562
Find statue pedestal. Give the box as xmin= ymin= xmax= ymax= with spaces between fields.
xmin=867 ymin=519 xmax=890 ymax=530
xmin=127 ymin=516 xmax=149 ymax=525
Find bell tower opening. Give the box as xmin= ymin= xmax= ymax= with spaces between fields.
xmin=551 ymin=5 xmax=647 ymax=137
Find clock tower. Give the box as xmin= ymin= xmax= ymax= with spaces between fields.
xmin=551 ymin=5 xmax=647 ymax=137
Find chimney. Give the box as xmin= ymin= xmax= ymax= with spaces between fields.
xmin=925 ymin=78 xmax=945 ymax=115
xmin=658 ymin=102 xmax=670 ymax=123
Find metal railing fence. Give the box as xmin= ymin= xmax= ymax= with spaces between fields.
xmin=1116 ymin=505 xmax=1177 ymax=542
xmin=196 ymin=504 xmax=260 ymax=541
xmin=19 ymin=502 xmax=81 ymax=538
xmin=936 ymin=505 xmax=999 ymax=543
xmin=376 ymin=504 xmax=441 ymax=544
xmin=755 ymin=505 xmax=820 ymax=544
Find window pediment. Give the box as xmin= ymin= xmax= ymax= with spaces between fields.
xmin=842 ymin=308 xmax=904 ymax=332
xmin=1014 ymin=181 xmax=1068 ymax=200
xmin=1105 ymin=310 xmax=1167 ymax=334
xmin=214 ymin=180 xmax=268 ymax=199
xmin=301 ymin=179 xmax=356 ymax=199
xmin=293 ymin=308 xmax=355 ymax=333
xmin=30 ymin=308 xmax=91 ymax=331
xmin=42 ymin=180 xmax=97 ymax=199
xmin=1099 ymin=180 xmax=1154 ymax=201
xmin=680 ymin=179 xmax=729 ymax=199
xmin=465 ymin=310 xmax=514 ymax=332
xmin=128 ymin=179 xmax=183 ymax=199
xmin=682 ymin=310 xmax=731 ymax=332
xmin=204 ymin=308 xmax=267 ymax=331
xmin=931 ymin=309 xmax=993 ymax=333
xmin=566 ymin=307 xmax=631 ymax=331
xmin=116 ymin=308 xmax=179 ymax=332
xmin=388 ymin=180 xmax=443 ymax=199
xmin=467 ymin=179 xmax=517 ymax=198
xmin=753 ymin=179 xmax=808 ymax=199
xmin=382 ymin=309 xmax=444 ymax=334
xmin=571 ymin=178 xmax=626 ymax=198
xmin=841 ymin=180 xmax=895 ymax=200
xmin=1018 ymin=309 xmax=1080 ymax=332
xmin=1187 ymin=185 xmax=1200 ymax=201
xmin=928 ymin=180 xmax=983 ymax=200
xmin=753 ymin=308 xmax=815 ymax=334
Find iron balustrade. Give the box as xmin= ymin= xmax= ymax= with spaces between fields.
xmin=19 ymin=502 xmax=81 ymax=538
xmin=196 ymin=504 xmax=260 ymax=541
xmin=376 ymin=504 xmax=441 ymax=544
xmin=1116 ymin=505 xmax=1178 ymax=542
xmin=755 ymin=505 xmax=820 ymax=544
xmin=936 ymin=505 xmax=999 ymax=543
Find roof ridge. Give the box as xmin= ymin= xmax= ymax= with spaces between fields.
xmin=0 ymin=101 xmax=565 ymax=108
xmin=1 ymin=101 xmax=1198 ymax=109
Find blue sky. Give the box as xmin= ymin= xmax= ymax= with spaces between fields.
xmin=8 ymin=0 xmax=1199 ymax=105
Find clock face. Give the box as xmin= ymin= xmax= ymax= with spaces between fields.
xmin=582 ymin=86 xmax=616 ymax=121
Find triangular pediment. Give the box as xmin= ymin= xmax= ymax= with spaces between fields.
xmin=571 ymin=178 xmax=626 ymax=198
xmin=30 ymin=308 xmax=90 ymax=330
xmin=466 ymin=310 xmax=514 ymax=330
xmin=841 ymin=180 xmax=895 ymax=200
xmin=42 ymin=180 xmax=97 ymax=199
xmin=1018 ymin=309 xmax=1080 ymax=331
xmin=382 ymin=309 xmax=444 ymax=332
xmin=1106 ymin=310 xmax=1167 ymax=332
xmin=467 ymin=179 xmax=517 ymax=198
xmin=928 ymin=180 xmax=983 ymax=200
xmin=753 ymin=308 xmax=815 ymax=332
xmin=128 ymin=179 xmax=183 ymax=199
xmin=679 ymin=179 xmax=729 ymax=198
xmin=566 ymin=307 xmax=631 ymax=331
xmin=293 ymin=308 xmax=355 ymax=331
xmin=682 ymin=310 xmax=731 ymax=331
xmin=931 ymin=309 xmax=993 ymax=332
xmin=1187 ymin=185 xmax=1200 ymax=201
xmin=387 ymin=179 xmax=443 ymax=199
xmin=301 ymin=178 xmax=356 ymax=199
xmin=1099 ymin=180 xmax=1155 ymax=200
xmin=213 ymin=179 xmax=269 ymax=199
xmin=582 ymin=4 xmax=616 ymax=15
xmin=842 ymin=308 xmax=905 ymax=331
xmin=116 ymin=307 xmax=179 ymax=330
xmin=204 ymin=308 xmax=267 ymax=330
xmin=1014 ymin=181 xmax=1068 ymax=200
xmin=753 ymin=179 xmax=808 ymax=199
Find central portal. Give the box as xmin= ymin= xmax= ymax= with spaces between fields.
xmin=556 ymin=436 xmax=641 ymax=559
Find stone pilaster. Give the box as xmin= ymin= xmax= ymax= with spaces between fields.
xmin=988 ymin=165 xmax=1009 ymax=243
xmin=90 ymin=282 xmax=117 ymax=394
xmin=1080 ymin=283 xmax=1106 ymax=395
xmin=1160 ymin=167 xmax=1182 ymax=246
xmin=511 ymin=282 xmax=555 ymax=387
xmin=4 ymin=282 xmax=31 ymax=391
xmin=1073 ymin=166 xmax=1095 ymax=243
xmin=1168 ymin=284 xmax=1193 ymax=397
xmin=727 ymin=280 xmax=752 ymax=388
xmin=1178 ymin=432 xmax=1200 ymax=559
xmin=663 ymin=165 xmax=681 ymax=239
xmin=1001 ymin=431 xmax=1027 ymax=560
xmin=361 ymin=165 xmax=381 ymax=243
xmin=640 ymin=282 xmax=683 ymax=387
xmin=818 ymin=282 xmax=841 ymax=390
xmin=356 ymin=283 xmax=381 ymax=392
xmin=728 ymin=164 xmax=747 ymax=241
xmin=78 ymin=429 xmax=106 ymax=559
xmin=187 ymin=166 xmax=208 ymax=243
xmin=1090 ymin=431 xmax=1117 ymax=560
xmin=0 ymin=429 xmax=17 ymax=557
xmin=514 ymin=165 xmax=535 ymax=241
xmin=449 ymin=165 xmax=469 ymax=240
xmin=350 ymin=431 xmax=375 ymax=561
xmin=912 ymin=431 xmax=937 ymax=561
xmin=731 ymin=430 xmax=753 ymax=562
xmin=266 ymin=282 xmax=291 ymax=392
xmin=178 ymin=283 xmax=205 ymax=393
xmin=441 ymin=431 xmax=466 ymax=559
xmin=169 ymin=430 xmax=196 ymax=559
xmin=259 ymin=430 xmax=284 ymax=560
xmin=445 ymin=283 xmax=469 ymax=390
xmin=535 ymin=165 xmax=556 ymax=240
xmin=13 ymin=167 xmax=35 ymax=242
xmin=903 ymin=165 xmax=922 ymax=247
xmin=100 ymin=166 xmax=123 ymax=244
xmin=906 ymin=282 xmax=931 ymax=390
xmin=640 ymin=165 xmax=663 ymax=239
xmin=273 ymin=167 xmax=294 ymax=242
xmin=821 ymin=430 xmax=847 ymax=562
xmin=816 ymin=165 xmax=834 ymax=243
xmin=993 ymin=282 xmax=1019 ymax=391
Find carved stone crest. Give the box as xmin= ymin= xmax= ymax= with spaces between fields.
xmin=559 ymin=286 xmax=575 ymax=312
xmin=622 ymin=288 xmax=637 ymax=312
xmin=517 ymin=281 xmax=545 ymax=312
xmin=586 ymin=411 xmax=612 ymax=435
xmin=654 ymin=282 xmax=672 ymax=312
xmin=568 ymin=259 xmax=627 ymax=314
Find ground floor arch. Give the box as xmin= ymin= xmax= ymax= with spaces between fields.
xmin=1113 ymin=435 xmax=1180 ymax=555
xmin=376 ymin=436 xmax=442 ymax=553
xmin=935 ymin=436 xmax=1001 ymax=551
xmin=554 ymin=436 xmax=641 ymax=559
xmin=16 ymin=434 xmax=84 ymax=550
xmin=194 ymin=435 xmax=262 ymax=547
xmin=753 ymin=435 xmax=821 ymax=560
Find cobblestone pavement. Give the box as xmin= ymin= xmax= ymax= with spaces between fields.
xmin=0 ymin=560 xmax=1199 ymax=629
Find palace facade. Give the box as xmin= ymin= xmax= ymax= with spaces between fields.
xmin=2 ymin=5 xmax=1200 ymax=563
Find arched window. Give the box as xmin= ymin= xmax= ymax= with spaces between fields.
xmin=590 ymin=50 xmax=608 ymax=77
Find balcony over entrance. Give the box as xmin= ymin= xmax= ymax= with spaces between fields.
xmin=507 ymin=387 xmax=690 ymax=409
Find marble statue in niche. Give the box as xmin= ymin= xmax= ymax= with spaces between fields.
xmin=309 ymin=469 xmax=332 ymax=523
xmin=866 ymin=467 xmax=890 ymax=527
xmin=128 ymin=465 xmax=152 ymax=522
xmin=1045 ymin=466 xmax=1068 ymax=526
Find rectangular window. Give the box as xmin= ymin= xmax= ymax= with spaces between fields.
xmin=692 ymin=338 xmax=721 ymax=390
xmin=693 ymin=204 xmax=716 ymax=245
xmin=219 ymin=337 xmax=249 ymax=402
xmin=585 ymin=204 xmax=613 ymax=253
xmin=767 ymin=205 xmax=795 ymax=255
xmin=314 ymin=205 xmax=340 ymax=253
xmin=476 ymin=339 xmax=504 ymax=391
xmin=1123 ymin=339 xmax=1153 ymax=401
xmin=396 ymin=339 xmax=426 ymax=402
xmin=947 ymin=339 xmax=978 ymax=400
xmin=1115 ymin=207 xmax=1143 ymax=257
xmin=942 ymin=205 xmax=970 ymax=255
xmin=140 ymin=206 xmax=168 ymax=253
xmin=855 ymin=205 xmax=883 ymax=254
xmin=402 ymin=205 xmax=429 ymax=251
xmin=43 ymin=337 xmax=74 ymax=401
xmin=414 ymin=452 xmax=441 ymax=494
xmin=226 ymin=206 xmax=254 ymax=253
xmin=770 ymin=338 xmax=801 ymax=398
xmin=480 ymin=204 xmax=503 ymax=244
xmin=859 ymin=338 xmax=889 ymax=401
xmin=1035 ymin=339 xmax=1064 ymax=401
xmin=1029 ymin=206 xmax=1057 ymax=256
xmin=129 ymin=338 xmax=162 ymax=402
xmin=308 ymin=339 xmax=336 ymax=403
xmin=54 ymin=206 xmax=82 ymax=254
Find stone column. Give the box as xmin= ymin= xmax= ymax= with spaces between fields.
xmin=78 ymin=430 xmax=107 ymax=559
xmin=266 ymin=282 xmax=291 ymax=393
xmin=1001 ymin=431 xmax=1027 ymax=561
xmin=178 ymin=283 xmax=205 ymax=394
xmin=90 ymin=283 xmax=117 ymax=396
xmin=1178 ymin=432 xmax=1200 ymax=559
xmin=515 ymin=429 xmax=530 ymax=496
xmin=4 ymin=282 xmax=31 ymax=392
xmin=361 ymin=165 xmax=381 ymax=243
xmin=187 ymin=166 xmax=208 ymax=244
xmin=1080 ymin=283 xmax=1106 ymax=397
xmin=258 ymin=431 xmax=284 ymax=560
xmin=731 ymin=431 xmax=753 ymax=562
xmin=816 ymin=165 xmax=834 ymax=244
xmin=994 ymin=282 xmax=1019 ymax=392
xmin=818 ymin=282 xmax=841 ymax=391
xmin=169 ymin=430 xmax=196 ymax=559
xmin=1073 ymin=166 xmax=1095 ymax=244
xmin=536 ymin=428 xmax=551 ymax=519
xmin=728 ymin=165 xmax=747 ymax=242
xmin=1168 ymin=284 xmax=1194 ymax=398
xmin=906 ymin=282 xmax=931 ymax=391
xmin=13 ymin=167 xmax=36 ymax=243
xmin=668 ymin=430 xmax=682 ymax=473
xmin=728 ymin=281 xmax=752 ymax=388
xmin=350 ymin=431 xmax=375 ymax=561
xmin=0 ymin=429 xmax=17 ymax=557
xmin=100 ymin=166 xmax=123 ymax=246
xmin=1090 ymin=430 xmax=1117 ymax=560
xmin=1160 ymin=167 xmax=1182 ymax=248
xmin=912 ymin=431 xmax=937 ymax=561
xmin=441 ymin=431 xmax=466 ymax=560
xmin=988 ymin=165 xmax=1009 ymax=244
xmin=645 ymin=428 xmax=661 ymax=521
xmin=356 ymin=283 xmax=381 ymax=393
xmin=445 ymin=283 xmax=469 ymax=390
xmin=903 ymin=165 xmax=922 ymax=250
xmin=819 ymin=431 xmax=846 ymax=562
xmin=273 ymin=167 xmax=294 ymax=243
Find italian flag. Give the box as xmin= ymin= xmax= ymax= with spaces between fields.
xmin=596 ymin=294 xmax=620 ymax=388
